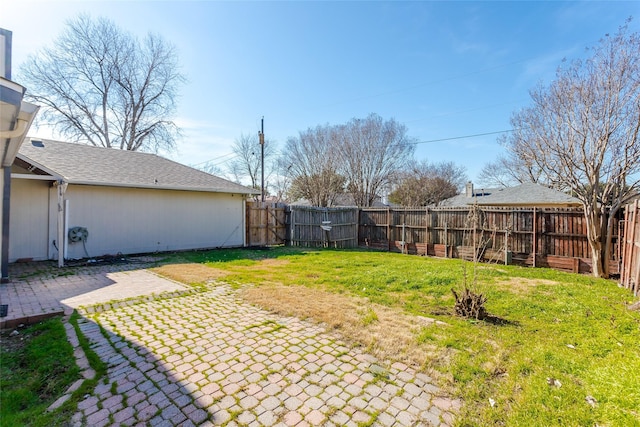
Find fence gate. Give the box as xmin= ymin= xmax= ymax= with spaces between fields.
xmin=288 ymin=206 xmax=359 ymax=248
xmin=621 ymin=200 xmax=640 ymax=296
xmin=245 ymin=202 xmax=287 ymax=247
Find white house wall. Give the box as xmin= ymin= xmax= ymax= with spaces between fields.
xmin=9 ymin=178 xmax=50 ymax=261
xmin=62 ymin=185 xmax=245 ymax=259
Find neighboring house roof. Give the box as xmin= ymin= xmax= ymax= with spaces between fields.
xmin=440 ymin=182 xmax=582 ymax=207
xmin=15 ymin=138 xmax=257 ymax=195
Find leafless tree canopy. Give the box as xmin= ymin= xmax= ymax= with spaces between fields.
xmin=270 ymin=157 xmax=295 ymax=203
xmin=338 ymin=114 xmax=416 ymax=207
xmin=284 ymin=124 xmax=346 ymax=207
xmin=478 ymin=153 xmax=548 ymax=188
xmin=389 ymin=159 xmax=467 ymax=207
xmin=285 ymin=114 xmax=415 ymax=207
xmin=226 ymin=133 xmax=276 ymax=192
xmin=19 ymin=14 xmax=185 ymax=153
xmin=500 ymin=20 xmax=640 ymax=277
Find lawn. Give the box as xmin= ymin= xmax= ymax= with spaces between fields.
xmin=0 ymin=313 xmax=106 ymax=427
xmin=155 ymin=247 xmax=640 ymax=426
xmin=0 ymin=317 xmax=78 ymax=427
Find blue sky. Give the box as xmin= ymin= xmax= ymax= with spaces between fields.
xmin=2 ymin=1 xmax=639 ymax=183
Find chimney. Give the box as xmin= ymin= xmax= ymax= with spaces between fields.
xmin=465 ymin=181 xmax=474 ymax=198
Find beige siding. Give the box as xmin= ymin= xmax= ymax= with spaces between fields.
xmin=63 ymin=185 xmax=245 ymax=259
xmin=9 ymin=179 xmax=50 ymax=261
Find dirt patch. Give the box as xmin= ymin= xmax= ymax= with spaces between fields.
xmin=151 ymin=263 xmax=228 ymax=285
xmin=241 ymin=284 xmax=444 ymax=375
xmin=495 ymin=277 xmax=560 ymax=295
xmin=254 ymin=258 xmax=290 ymax=267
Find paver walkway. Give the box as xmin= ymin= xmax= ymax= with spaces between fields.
xmin=73 ymin=283 xmax=459 ymax=426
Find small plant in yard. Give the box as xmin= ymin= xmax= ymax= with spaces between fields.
xmin=452 ymin=286 xmax=487 ymax=320
xmin=451 ymin=205 xmax=489 ymax=320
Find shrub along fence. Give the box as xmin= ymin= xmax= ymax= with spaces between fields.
xmin=247 ymin=203 xmax=624 ymax=276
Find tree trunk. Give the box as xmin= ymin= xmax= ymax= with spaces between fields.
xmin=584 ymin=206 xmax=605 ymax=278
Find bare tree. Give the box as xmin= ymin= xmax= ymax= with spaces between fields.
xmin=501 ymin=21 xmax=640 ymax=277
xmin=199 ymin=161 xmax=226 ymax=177
xmin=226 ymin=133 xmax=276 ymax=195
xmin=19 ymin=14 xmax=185 ymax=153
xmin=389 ymin=159 xmax=467 ymax=206
xmin=288 ymin=172 xmax=347 ymax=207
xmin=269 ymin=157 xmax=294 ymax=203
xmin=284 ymin=124 xmax=345 ymax=207
xmin=339 ymin=114 xmax=415 ymax=207
xmin=478 ymin=153 xmax=548 ymax=188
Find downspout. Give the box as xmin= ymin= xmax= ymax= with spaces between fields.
xmin=1 ymin=167 xmax=11 ymax=282
xmin=55 ymin=180 xmax=67 ymax=267
xmin=242 ymin=195 xmax=247 ymax=247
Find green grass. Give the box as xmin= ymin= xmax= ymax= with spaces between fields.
xmin=0 ymin=313 xmax=108 ymax=427
xmin=0 ymin=317 xmax=79 ymax=427
xmin=172 ymin=246 xmax=640 ymax=426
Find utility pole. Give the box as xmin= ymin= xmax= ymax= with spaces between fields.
xmin=259 ymin=117 xmax=265 ymax=202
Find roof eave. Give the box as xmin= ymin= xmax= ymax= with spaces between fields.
xmin=16 ymin=153 xmax=65 ymax=181
xmin=63 ymin=180 xmax=257 ymax=194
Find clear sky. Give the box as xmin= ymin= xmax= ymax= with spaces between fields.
xmin=2 ymin=1 xmax=639 ymax=183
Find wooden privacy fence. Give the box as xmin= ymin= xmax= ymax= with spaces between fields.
xmin=245 ymin=202 xmax=287 ymax=247
xmin=288 ymin=206 xmax=359 ymax=248
xmin=245 ymin=202 xmax=628 ymax=277
xmin=359 ymin=206 xmax=621 ymax=275
xmin=620 ymin=200 xmax=640 ymax=296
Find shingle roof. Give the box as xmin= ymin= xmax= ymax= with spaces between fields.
xmin=440 ymin=182 xmax=582 ymax=207
xmin=17 ymin=138 xmax=257 ymax=195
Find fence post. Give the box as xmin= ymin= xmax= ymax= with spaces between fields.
xmin=387 ymin=208 xmax=391 ymax=252
xmin=533 ymin=207 xmax=537 ymax=267
xmin=425 ymin=207 xmax=429 ymax=246
xmin=444 ymin=221 xmax=448 ymax=258
xmin=290 ymin=207 xmax=295 ymax=247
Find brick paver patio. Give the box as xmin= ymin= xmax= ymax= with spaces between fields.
xmin=2 ymin=261 xmax=460 ymax=426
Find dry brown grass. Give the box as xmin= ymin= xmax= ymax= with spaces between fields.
xmin=151 ymin=263 xmax=228 ymax=285
xmin=254 ymin=258 xmax=290 ymax=267
xmin=241 ymin=283 xmax=448 ymax=376
xmin=493 ymin=277 xmax=560 ymax=295
xmin=152 ymin=258 xmax=452 ymax=382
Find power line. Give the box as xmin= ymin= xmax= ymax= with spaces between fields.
xmin=190 ymin=151 xmax=238 ymax=167
xmin=413 ymin=129 xmax=515 ymax=145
